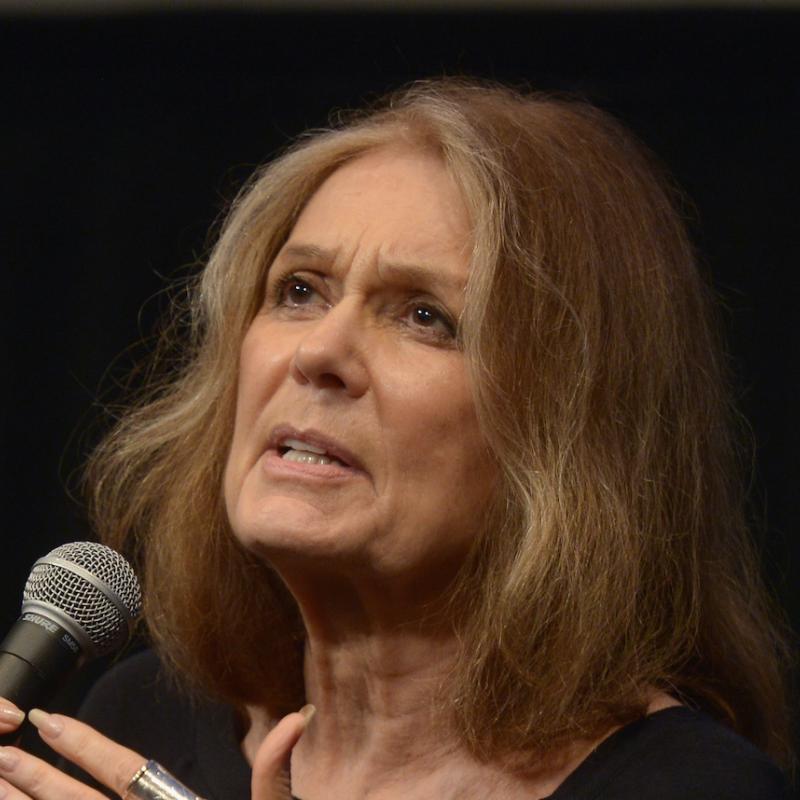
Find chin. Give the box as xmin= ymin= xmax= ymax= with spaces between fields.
xmin=230 ymin=495 xmax=358 ymax=564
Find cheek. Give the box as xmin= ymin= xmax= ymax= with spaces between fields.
xmin=396 ymin=400 xmax=496 ymax=567
xmin=387 ymin=364 xmax=493 ymax=492
xmin=236 ymin=325 xmax=291 ymax=416
xmin=223 ymin=329 xmax=289 ymax=501
xmin=232 ymin=324 xmax=297 ymax=445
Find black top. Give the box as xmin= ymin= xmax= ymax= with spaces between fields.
xmin=69 ymin=650 xmax=791 ymax=799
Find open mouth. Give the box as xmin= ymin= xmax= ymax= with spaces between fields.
xmin=278 ymin=438 xmax=348 ymax=467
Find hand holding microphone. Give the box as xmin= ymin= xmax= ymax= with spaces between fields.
xmin=0 ymin=543 xmax=313 ymax=800
xmin=0 ymin=541 xmax=141 ymax=718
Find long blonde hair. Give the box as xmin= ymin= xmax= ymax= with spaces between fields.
xmin=86 ymin=79 xmax=793 ymax=767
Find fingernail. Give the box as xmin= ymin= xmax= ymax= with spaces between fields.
xmin=299 ymin=704 xmax=316 ymax=724
xmin=0 ymin=747 xmax=18 ymax=771
xmin=0 ymin=702 xmax=24 ymax=725
xmin=28 ymin=708 xmax=63 ymax=738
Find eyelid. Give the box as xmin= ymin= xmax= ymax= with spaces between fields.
xmin=266 ymin=270 xmax=459 ymax=341
xmin=268 ymin=270 xmax=326 ymax=306
xmin=404 ymin=297 xmax=458 ymax=340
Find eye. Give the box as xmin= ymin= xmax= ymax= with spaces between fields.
xmin=406 ymin=302 xmax=456 ymax=340
xmin=271 ymin=274 xmax=320 ymax=307
xmin=283 ymin=277 xmax=313 ymax=305
xmin=412 ymin=306 xmax=436 ymax=326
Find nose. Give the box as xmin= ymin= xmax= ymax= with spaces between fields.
xmin=289 ymin=301 xmax=369 ymax=397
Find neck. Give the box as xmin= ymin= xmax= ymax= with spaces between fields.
xmin=243 ymin=571 xmax=577 ymax=799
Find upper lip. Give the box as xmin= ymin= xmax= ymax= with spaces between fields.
xmin=267 ymin=424 xmax=363 ymax=470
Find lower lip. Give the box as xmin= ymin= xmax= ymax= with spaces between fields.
xmin=262 ymin=449 xmax=361 ymax=481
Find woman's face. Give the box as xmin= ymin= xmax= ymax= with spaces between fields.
xmin=224 ymin=146 xmax=496 ymax=586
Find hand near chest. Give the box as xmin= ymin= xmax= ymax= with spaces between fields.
xmin=0 ymin=697 xmax=312 ymax=800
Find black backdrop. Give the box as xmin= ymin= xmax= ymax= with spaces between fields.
xmin=2 ymin=6 xmax=798 ymax=733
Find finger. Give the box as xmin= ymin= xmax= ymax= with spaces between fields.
xmin=0 ymin=700 xmax=25 ymax=735
xmin=0 ymin=775 xmax=30 ymax=800
xmin=0 ymin=776 xmax=18 ymax=799
xmin=27 ymin=709 xmax=145 ymax=797
xmin=0 ymin=746 xmax=108 ymax=800
xmin=251 ymin=705 xmax=315 ymax=800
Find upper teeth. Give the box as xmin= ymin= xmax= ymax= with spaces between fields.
xmin=282 ymin=438 xmax=327 ymax=455
xmin=280 ymin=437 xmax=340 ymax=465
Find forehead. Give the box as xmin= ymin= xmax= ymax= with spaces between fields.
xmin=286 ymin=146 xmax=472 ymax=270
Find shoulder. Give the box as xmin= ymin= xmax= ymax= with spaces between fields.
xmin=80 ymin=648 xmax=166 ymax=704
xmin=553 ymin=707 xmax=792 ymax=800
xmin=75 ymin=649 xmax=200 ymax=768
xmin=74 ymin=648 xmax=252 ymax=800
xmin=78 ymin=649 xmax=191 ymax=745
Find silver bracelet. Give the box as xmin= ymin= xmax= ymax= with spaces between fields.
xmin=123 ymin=760 xmax=206 ymax=800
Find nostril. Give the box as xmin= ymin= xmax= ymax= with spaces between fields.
xmin=317 ymin=372 xmax=347 ymax=390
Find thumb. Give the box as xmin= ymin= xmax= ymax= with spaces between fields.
xmin=251 ymin=705 xmax=316 ymax=800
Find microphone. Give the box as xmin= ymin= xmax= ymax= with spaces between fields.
xmin=0 ymin=541 xmax=141 ymax=714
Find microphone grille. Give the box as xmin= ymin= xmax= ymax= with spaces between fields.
xmin=23 ymin=542 xmax=142 ymax=656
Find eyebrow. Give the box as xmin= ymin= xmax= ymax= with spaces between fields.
xmin=278 ymin=242 xmax=466 ymax=296
xmin=279 ymin=243 xmax=336 ymax=263
xmin=376 ymin=260 xmax=466 ymax=296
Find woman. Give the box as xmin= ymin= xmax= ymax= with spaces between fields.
xmin=0 ymin=79 xmax=792 ymax=799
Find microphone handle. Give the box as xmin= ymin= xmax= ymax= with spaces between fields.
xmin=0 ymin=618 xmax=82 ymax=745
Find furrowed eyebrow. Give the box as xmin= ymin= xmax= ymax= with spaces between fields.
xmin=377 ymin=260 xmax=466 ymax=296
xmin=278 ymin=243 xmax=337 ymax=263
xmin=276 ymin=242 xmax=466 ymax=296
